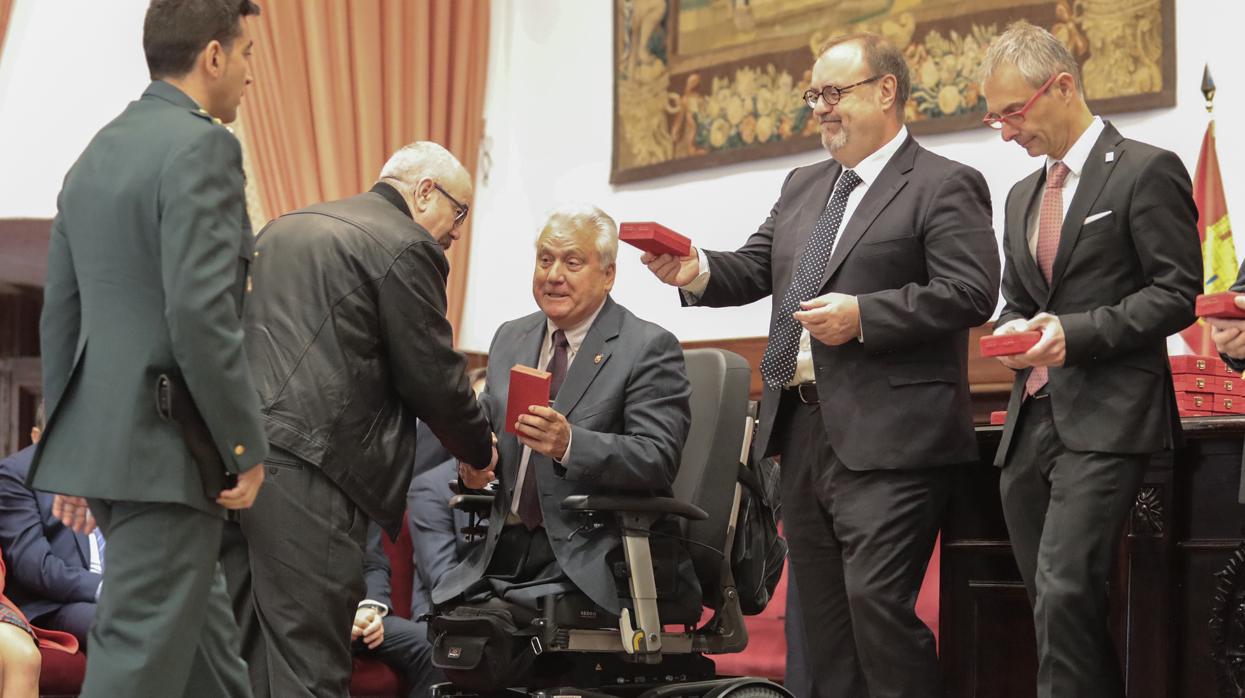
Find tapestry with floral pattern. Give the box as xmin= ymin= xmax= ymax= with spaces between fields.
xmin=612 ymin=0 xmax=1174 ymax=183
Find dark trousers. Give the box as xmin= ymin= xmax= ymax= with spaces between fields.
xmin=84 ymin=500 xmax=250 ymax=698
xmin=354 ymin=615 xmax=440 ymax=698
xmin=225 ymin=447 xmax=369 ymax=698
xmin=782 ymin=570 xmax=813 ymax=697
xmin=33 ymin=601 xmax=96 ymax=649
xmin=999 ymin=395 xmax=1147 ymax=698
xmin=777 ymin=394 xmax=948 ymax=698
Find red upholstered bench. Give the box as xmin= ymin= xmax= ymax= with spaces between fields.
xmin=38 ymin=646 xmax=86 ymax=697
xmin=350 ymin=512 xmax=417 ymax=697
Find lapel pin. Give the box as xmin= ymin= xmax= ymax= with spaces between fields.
xmin=1105 ymin=151 xmax=1115 ymax=163
xmin=594 ymin=354 xmax=603 ymax=364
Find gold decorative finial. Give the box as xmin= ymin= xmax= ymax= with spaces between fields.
xmin=1202 ymin=64 xmax=1216 ymax=114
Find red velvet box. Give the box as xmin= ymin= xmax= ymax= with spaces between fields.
xmin=619 ymin=222 xmax=692 ymax=258
xmin=979 ymin=331 xmax=1041 ymax=358
xmin=1170 ymin=355 xmax=1228 ymax=376
xmin=506 ymin=365 xmax=550 ymax=434
xmin=1212 ymin=394 xmax=1245 ymax=415
xmin=1173 ymin=374 xmax=1243 ymax=395
xmin=1175 ymin=391 xmax=1213 ymax=413
xmin=1173 ymin=374 xmax=1217 ymax=393
xmin=1196 ymin=292 xmax=1245 ymax=318
xmin=989 ymin=410 xmax=1007 ymax=425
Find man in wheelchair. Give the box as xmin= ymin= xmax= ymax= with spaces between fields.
xmin=428 ymin=204 xmax=786 ymax=691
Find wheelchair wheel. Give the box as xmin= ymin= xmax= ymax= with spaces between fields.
xmin=711 ymin=686 xmax=789 ymax=698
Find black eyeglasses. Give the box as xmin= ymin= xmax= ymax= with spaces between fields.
xmin=433 ymin=183 xmax=469 ymax=226
xmin=803 ymin=75 xmax=882 ymax=109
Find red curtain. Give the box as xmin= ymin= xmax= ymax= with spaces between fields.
xmin=239 ymin=0 xmax=490 ymax=335
xmin=0 ymin=0 xmax=15 ymax=57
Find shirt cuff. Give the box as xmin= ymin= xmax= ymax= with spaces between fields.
xmin=358 ymin=599 xmax=389 ymax=617
xmin=679 ymin=248 xmax=712 ymax=301
xmin=553 ymin=429 xmax=573 ymax=465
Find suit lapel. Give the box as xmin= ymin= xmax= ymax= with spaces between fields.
xmin=787 ymin=161 xmax=841 ymax=281
xmin=1009 ymin=169 xmax=1049 ymax=303
xmin=552 ymin=298 xmax=620 ymax=417
xmin=818 ymin=136 xmax=915 ymax=290
xmin=1049 ymin=123 xmax=1124 ymax=291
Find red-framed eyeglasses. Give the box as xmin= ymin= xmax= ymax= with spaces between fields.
xmin=982 ymin=73 xmax=1060 ymax=130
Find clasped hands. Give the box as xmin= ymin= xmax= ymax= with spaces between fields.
xmin=1208 ymin=296 xmax=1245 ymax=359
xmin=351 ymin=606 xmax=385 ymax=649
xmin=993 ymin=312 xmax=1066 ymax=370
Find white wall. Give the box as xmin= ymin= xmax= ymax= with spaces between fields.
xmin=0 ymin=0 xmax=151 ymax=218
xmin=459 ymin=0 xmax=1245 ymax=351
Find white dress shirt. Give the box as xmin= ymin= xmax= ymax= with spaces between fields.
xmin=1026 ymin=116 xmax=1105 ymax=259
xmin=683 ymin=126 xmax=910 ymax=385
xmin=508 ymin=301 xmax=606 ymax=520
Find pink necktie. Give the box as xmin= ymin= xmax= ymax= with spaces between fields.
xmin=1025 ymin=162 xmax=1071 ymax=397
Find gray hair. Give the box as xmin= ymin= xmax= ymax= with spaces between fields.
xmin=377 ymin=141 xmax=466 ymax=193
xmin=536 ymin=203 xmax=618 ymax=268
xmin=979 ymin=20 xmax=1083 ymax=96
xmin=818 ymin=32 xmax=911 ymax=122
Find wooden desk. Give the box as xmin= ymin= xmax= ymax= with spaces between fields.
xmin=940 ymin=417 xmax=1245 ymax=698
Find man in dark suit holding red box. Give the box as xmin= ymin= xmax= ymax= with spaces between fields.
xmin=645 ymin=33 xmax=999 ymax=697
xmin=434 ymin=204 xmax=700 ymax=621
xmin=981 ymin=22 xmax=1200 ymax=698
xmin=1209 ymin=282 xmax=1245 ymax=501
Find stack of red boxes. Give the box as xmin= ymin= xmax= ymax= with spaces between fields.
xmin=1170 ymin=354 xmax=1245 ymax=417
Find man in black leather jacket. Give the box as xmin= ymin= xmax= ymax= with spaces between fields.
xmin=225 ymin=141 xmax=497 ymax=697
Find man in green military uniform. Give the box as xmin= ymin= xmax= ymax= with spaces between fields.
xmin=32 ymin=1 xmax=268 ymax=696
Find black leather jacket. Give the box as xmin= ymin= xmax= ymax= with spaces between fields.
xmin=243 ymin=183 xmax=491 ymax=534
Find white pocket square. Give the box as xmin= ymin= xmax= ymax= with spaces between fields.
xmin=1084 ymin=210 xmax=1113 ymax=225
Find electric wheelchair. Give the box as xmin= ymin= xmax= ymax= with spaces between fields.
xmin=428 ymin=348 xmax=793 ymax=698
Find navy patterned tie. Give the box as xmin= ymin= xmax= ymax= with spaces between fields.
xmin=759 ymin=169 xmax=863 ymax=390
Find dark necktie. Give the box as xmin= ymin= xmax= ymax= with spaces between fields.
xmin=1025 ymin=161 xmax=1071 ymax=397
xmin=518 ymin=329 xmax=569 ymax=529
xmin=759 ymin=169 xmax=863 ymax=390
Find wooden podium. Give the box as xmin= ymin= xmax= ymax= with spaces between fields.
xmin=941 ymin=416 xmax=1245 ymax=698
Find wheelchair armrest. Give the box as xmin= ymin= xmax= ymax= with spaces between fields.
xmin=448 ymin=493 xmax=495 ymax=516
xmin=560 ymin=494 xmax=708 ymax=521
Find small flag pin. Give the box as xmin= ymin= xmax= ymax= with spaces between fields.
xmin=1105 ymin=151 xmax=1115 ymax=163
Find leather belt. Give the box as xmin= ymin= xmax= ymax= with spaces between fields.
xmin=788 ymin=383 xmax=818 ymax=405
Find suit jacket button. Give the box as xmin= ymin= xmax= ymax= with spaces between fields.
xmin=234 ymin=444 xmax=246 ymax=456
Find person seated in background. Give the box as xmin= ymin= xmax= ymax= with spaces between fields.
xmin=0 ymin=403 xmax=101 ymax=647
xmin=0 ymin=553 xmax=42 ymax=698
xmin=0 ymin=542 xmax=77 ymax=698
xmin=433 ymin=203 xmax=700 ymax=621
xmin=349 ymin=403 xmax=490 ymax=697
xmin=351 ymin=522 xmax=437 ymax=698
